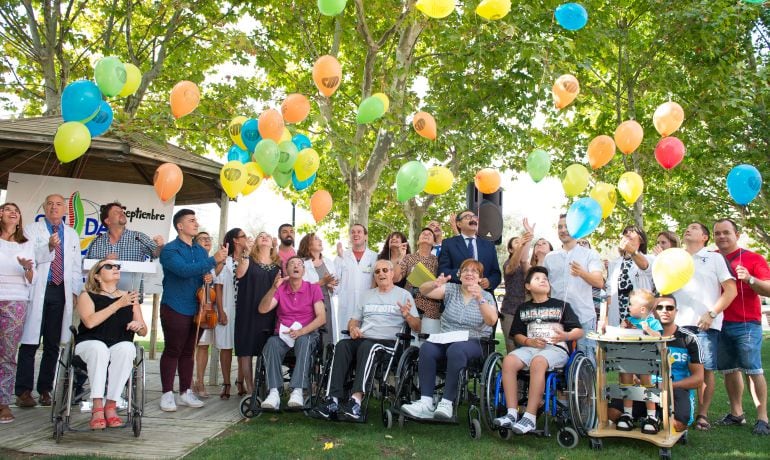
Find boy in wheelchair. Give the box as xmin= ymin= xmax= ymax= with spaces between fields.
xmin=494 ymin=266 xmax=583 ymax=434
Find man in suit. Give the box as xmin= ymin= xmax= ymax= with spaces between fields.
xmin=438 ymin=209 xmax=501 ymax=293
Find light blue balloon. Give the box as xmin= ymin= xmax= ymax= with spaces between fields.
xmin=292 ymin=133 xmax=311 ymax=150
xmin=61 ymin=80 xmax=103 ymax=122
xmin=555 ymin=3 xmax=588 ymax=31
xmin=566 ymin=197 xmax=602 ymax=239
xmin=84 ymin=101 xmax=113 ymax=137
xmin=240 ymin=118 xmax=261 ymax=153
xmin=292 ymin=171 xmax=316 ymax=191
xmin=726 ymin=164 xmax=762 ymax=206
xmin=227 ymin=145 xmax=250 ymax=163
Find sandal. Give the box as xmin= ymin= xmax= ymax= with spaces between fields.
xmin=193 ymin=381 xmax=210 ymax=399
xmin=220 ymin=383 xmax=231 ymax=400
xmin=90 ymin=407 xmax=106 ymax=430
xmin=695 ymin=414 xmax=711 ymax=431
xmin=235 ymin=380 xmax=246 ymax=397
xmin=0 ymin=405 xmax=14 ymax=424
xmin=104 ymin=402 xmax=123 ymax=428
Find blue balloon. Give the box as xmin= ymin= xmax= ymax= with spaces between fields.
xmin=84 ymin=101 xmax=113 ymax=137
xmin=292 ymin=133 xmax=312 ymax=151
xmin=566 ymin=197 xmax=602 ymax=239
xmin=240 ymin=118 xmax=261 ymax=153
xmin=61 ymin=80 xmax=103 ymax=122
xmin=292 ymin=171 xmax=316 ymax=191
xmin=227 ymin=145 xmax=250 ymax=163
xmin=555 ymin=3 xmax=588 ymax=31
xmin=726 ymin=164 xmax=762 ymax=206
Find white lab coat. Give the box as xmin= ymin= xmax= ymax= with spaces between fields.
xmin=332 ymin=249 xmax=377 ymax=343
xmin=21 ymin=220 xmax=84 ymax=345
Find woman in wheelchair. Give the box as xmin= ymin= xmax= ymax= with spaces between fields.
xmin=74 ymin=258 xmax=147 ymax=430
xmin=493 ymin=266 xmax=583 ymax=434
xmin=400 ymin=259 xmax=497 ymax=420
xmin=258 ymin=256 xmax=325 ymax=410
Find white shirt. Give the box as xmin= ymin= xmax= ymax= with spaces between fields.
xmin=0 ymin=238 xmax=35 ymax=301
xmin=673 ymin=247 xmax=734 ymax=331
xmin=544 ymin=244 xmax=603 ymax=324
xmin=333 ymin=248 xmax=377 ymax=343
xmin=605 ymin=254 xmax=655 ymax=326
xmin=460 ymin=233 xmax=478 ymax=260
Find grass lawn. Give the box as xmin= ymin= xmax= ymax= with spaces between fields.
xmin=187 ymin=334 xmax=770 ymax=460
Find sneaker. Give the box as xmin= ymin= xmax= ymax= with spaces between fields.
xmin=753 ymin=420 xmax=770 ymax=435
xmin=261 ymin=391 xmax=281 ymax=410
xmin=179 ymin=389 xmax=204 ymax=408
xmin=288 ymin=389 xmax=304 ymax=408
xmin=511 ymin=415 xmax=536 ymax=435
xmin=641 ymin=416 xmax=660 ymax=434
xmin=341 ymin=398 xmax=361 ymax=420
xmin=160 ymin=391 xmax=177 ymax=412
xmin=315 ymin=397 xmax=338 ymax=419
xmin=616 ymin=413 xmax=634 ymax=431
xmin=493 ymin=412 xmax=518 ymax=429
xmin=716 ymin=413 xmax=746 ymax=426
xmin=433 ymin=400 xmax=453 ymax=420
xmin=15 ymin=390 xmax=37 ymax=408
xmin=400 ymin=400 xmax=435 ymax=419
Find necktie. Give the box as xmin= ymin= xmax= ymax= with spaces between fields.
xmin=51 ymin=225 xmax=64 ymax=285
xmin=433 ymin=245 xmax=441 ymax=257
xmin=466 ymin=237 xmax=476 ymax=260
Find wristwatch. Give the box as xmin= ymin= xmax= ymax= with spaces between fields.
xmin=749 ymin=276 xmax=756 ymax=285
xmin=708 ymin=310 xmax=717 ymax=319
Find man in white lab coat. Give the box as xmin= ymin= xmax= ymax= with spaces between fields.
xmin=333 ymin=224 xmax=377 ymax=344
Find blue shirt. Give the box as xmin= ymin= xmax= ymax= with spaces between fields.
xmin=45 ymin=219 xmax=65 ymax=283
xmin=160 ymin=237 xmax=216 ymax=315
xmin=628 ymin=314 xmax=663 ymax=334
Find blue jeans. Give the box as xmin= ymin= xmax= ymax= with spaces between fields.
xmin=718 ymin=321 xmax=764 ymax=374
xmin=684 ymin=327 xmax=719 ymax=371
xmin=577 ymin=319 xmax=596 ymax=364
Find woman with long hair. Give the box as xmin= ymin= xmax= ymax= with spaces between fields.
xmin=378 ymin=231 xmax=410 ymax=288
xmin=392 ymin=227 xmax=440 ymax=333
xmin=297 ymin=233 xmax=337 ymax=345
xmin=529 ymin=238 xmax=553 ymax=267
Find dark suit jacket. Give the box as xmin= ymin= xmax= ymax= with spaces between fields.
xmin=437 ymin=234 xmax=501 ymax=292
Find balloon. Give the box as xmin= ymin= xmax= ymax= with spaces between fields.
xmin=527 ymin=149 xmax=551 ymax=182
xmin=653 ymin=101 xmax=684 ymax=137
xmin=241 ymin=162 xmax=265 ymax=196
xmin=279 ymin=128 xmax=293 ymax=144
xmin=281 ymin=93 xmax=311 ymax=124
xmin=312 ymin=55 xmax=342 ymax=97
xmin=252 ymin=139 xmax=280 ymax=175
xmin=318 ymin=0 xmax=347 ymax=16
xmin=396 ymin=161 xmax=428 ymax=202
xmin=276 ymin=141 xmax=298 ymax=173
xmin=614 ymin=120 xmax=643 ymax=154
xmin=292 ymin=171 xmax=317 ymax=191
xmin=118 ymin=63 xmax=142 ymax=97
xmin=652 ymin=248 xmax=694 ymax=295
xmin=474 ymin=168 xmax=501 ymax=194
xmin=227 ymin=145 xmax=250 ymax=163
xmin=272 ymin=170 xmax=292 ymax=188
xmin=310 ymin=190 xmax=333 ymax=222
xmin=561 ymin=163 xmax=590 ymax=197
xmin=84 ymin=101 xmax=113 ymax=137
xmin=240 ymin=118 xmax=261 ymax=152
xmin=372 ymin=93 xmax=390 ymax=112
xmin=295 ymin=148 xmax=320 ymax=181
xmin=169 ymin=80 xmax=200 ymax=119
xmin=356 ymin=96 xmax=386 ymax=124
xmin=413 ymin=111 xmax=437 ymax=140
xmin=555 ymin=3 xmax=588 ymax=31
xmin=566 ymin=197 xmax=602 ymax=239
xmin=153 ymin=163 xmax=183 ymax=202
xmin=292 ymin=133 xmax=312 ymax=150
xmin=589 ymin=182 xmax=617 ymax=218
xmin=94 ymin=56 xmax=127 ymax=97
xmin=228 ymin=116 xmax=249 ymax=151
xmin=617 ymin=171 xmax=644 ymax=205
xmin=423 ymin=166 xmax=454 ymax=195
xmin=258 ymin=109 xmax=285 ymax=142
xmin=654 ymin=137 xmax=685 ymax=170
xmin=587 ymin=135 xmax=616 ymax=170
xmin=726 ymin=164 xmax=762 ymax=206
xmin=552 ymin=74 xmax=580 ymax=109
xmin=476 ymin=0 xmax=511 ymax=20
xmin=54 ymin=122 xmax=91 ymax=163
xmin=415 ymin=0 xmax=455 ymax=18
xmin=61 ymin=80 xmax=102 ymax=123
xmin=220 ymin=161 xmax=247 ymax=199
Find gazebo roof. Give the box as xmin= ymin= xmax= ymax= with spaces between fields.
xmin=0 ymin=116 xmax=224 ymax=205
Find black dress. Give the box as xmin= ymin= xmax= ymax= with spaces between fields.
xmin=234 ymin=259 xmax=280 ymax=357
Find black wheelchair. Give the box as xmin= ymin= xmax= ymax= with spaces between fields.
xmin=51 ymin=326 xmax=145 ymax=442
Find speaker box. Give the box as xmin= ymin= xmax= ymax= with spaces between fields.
xmin=466 ymin=182 xmax=503 ymax=245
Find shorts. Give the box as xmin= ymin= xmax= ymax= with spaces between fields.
xmin=683 ymin=327 xmax=718 ymax=371
xmin=718 ymin=321 xmax=764 ymax=375
xmin=511 ymin=344 xmax=569 ymax=370
xmin=609 ymin=388 xmax=693 ymax=426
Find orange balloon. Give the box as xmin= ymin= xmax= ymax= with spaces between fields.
xmin=169 ymin=81 xmax=200 ymax=119
xmin=587 ymin=135 xmax=616 ymax=170
xmin=312 ymin=55 xmax=342 ymax=97
xmin=153 ymin=163 xmax=183 ymax=202
xmin=413 ymin=111 xmax=437 ymax=140
xmin=281 ymin=93 xmax=311 ymax=124
xmin=552 ymin=74 xmax=580 ymax=109
xmin=258 ymin=109 xmax=285 ymax=142
xmin=474 ymin=168 xmax=501 ymax=194
xmin=653 ymin=101 xmax=684 ymax=137
xmin=310 ymin=189 xmax=333 ymax=223
xmin=614 ymin=120 xmax=644 ymax=154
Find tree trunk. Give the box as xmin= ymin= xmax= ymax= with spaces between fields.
xmin=348 ymin=177 xmax=373 ymax=231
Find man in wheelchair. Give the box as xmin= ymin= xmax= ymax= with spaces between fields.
xmin=494 ymin=266 xmax=583 ymax=434
xmin=316 ymin=259 xmax=420 ymax=421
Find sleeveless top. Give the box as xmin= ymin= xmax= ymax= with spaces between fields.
xmin=76 ymin=292 xmax=134 ymax=346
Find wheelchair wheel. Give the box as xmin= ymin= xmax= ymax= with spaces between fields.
xmin=480 ymin=352 xmax=505 ymax=431
xmin=394 ymin=346 xmax=420 ymax=407
xmin=53 ymin=418 xmax=65 ymax=443
xmin=557 ymin=426 xmax=579 ymax=448
xmin=383 ymin=408 xmax=394 ymax=428
xmin=51 ymin=345 xmax=72 ymax=423
xmin=567 ymin=353 xmax=596 ymax=436
xmin=498 ymin=427 xmax=512 ymax=440
xmin=239 ymin=395 xmax=263 ymax=419
xmin=132 ymin=415 xmax=142 ymax=437
xmin=132 ymin=345 xmax=145 ymax=419
xmin=469 ymin=417 xmax=482 ymax=440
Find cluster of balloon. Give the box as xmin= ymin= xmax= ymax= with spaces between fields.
xmin=357 ymin=93 xmax=389 ymax=124
xmin=726 ymin=164 xmax=762 ymax=206
xmin=396 ymin=161 xmax=429 ymax=202
xmin=313 ymin=55 xmax=342 ymax=97
xmin=310 ymin=190 xmax=333 ymax=222
xmin=527 ymin=149 xmax=551 ymax=182
xmin=617 ymin=171 xmax=644 ymax=205
xmin=587 ymin=135 xmax=616 ymax=170
xmin=476 ymin=0 xmax=511 ymax=20
xmin=614 ymin=120 xmax=643 ymax=154
xmin=555 ymin=3 xmax=588 ymax=31
xmin=169 ymin=80 xmax=200 ymax=119
xmin=423 ymin=166 xmax=454 ymax=195
xmin=589 ymin=182 xmax=617 ymax=218
xmin=553 ymin=74 xmax=580 ymax=109
xmin=475 ymin=168 xmax=501 ymax=194
xmin=153 ymin=163 xmax=184 ymax=202
xmin=566 ymin=197 xmax=602 ymax=239
xmin=415 ymin=0 xmax=455 ymax=18
xmin=652 ymin=102 xmax=686 ymax=170
xmin=561 ymin=163 xmax=590 ymax=197
xmin=317 ymin=0 xmax=347 ymax=16
xmin=413 ymin=111 xmax=437 ymax=140
xmin=652 ymin=248 xmax=694 ymax=294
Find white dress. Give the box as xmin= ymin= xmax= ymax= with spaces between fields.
xmin=198 ymin=258 xmax=235 ymax=349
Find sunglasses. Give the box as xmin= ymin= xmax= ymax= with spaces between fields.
xmin=98 ymin=263 xmax=121 ymax=272
xmin=374 ymin=268 xmax=390 ymax=274
xmin=656 ymin=304 xmax=676 ymax=312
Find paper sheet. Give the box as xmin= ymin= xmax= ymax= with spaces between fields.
xmin=279 ymin=321 xmax=303 ymax=347
xmin=406 ymin=262 xmax=437 ymax=288
xmin=426 ymin=330 xmax=469 ymax=344
xmin=604 ymin=325 xmax=644 ymax=337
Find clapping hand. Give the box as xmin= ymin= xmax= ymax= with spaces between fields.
xmin=336 ymin=241 xmax=344 ymax=258
xmin=120 ymin=291 xmax=139 ymax=307
xmin=397 ymin=299 xmax=413 ymax=318
xmin=467 ymin=284 xmax=483 ymax=301
xmin=48 ymin=232 xmax=60 ymax=251
xmin=17 ymin=256 xmax=33 ymax=271
xmin=434 ymin=273 xmax=451 ymax=288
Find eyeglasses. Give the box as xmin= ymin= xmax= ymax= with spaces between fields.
xmin=577 ymin=240 xmax=590 ymax=247
xmin=461 ymin=269 xmax=480 ymax=275
xmin=197 ymin=237 xmax=212 ymax=242
xmin=98 ymin=263 xmax=121 ymax=272
xmin=656 ymin=304 xmax=676 ymax=312
xmin=459 ymin=214 xmax=478 ymax=221
xmin=374 ymin=268 xmax=390 ymax=274
xmin=234 ymin=234 xmax=247 ymax=239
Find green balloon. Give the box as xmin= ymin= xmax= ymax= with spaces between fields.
xmin=252 ymin=139 xmax=280 ymax=176
xmin=318 ymin=0 xmax=347 ymax=15
xmin=94 ymin=56 xmax=127 ymax=97
xmin=395 ymin=160 xmax=428 ymax=202
xmin=276 ymin=141 xmax=298 ymax=173
xmin=356 ymin=96 xmax=385 ymax=124
xmin=527 ymin=149 xmax=551 ymax=183
xmin=273 ymin=170 xmax=292 ymax=188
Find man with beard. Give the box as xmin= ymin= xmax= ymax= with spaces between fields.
xmin=437 ymin=209 xmax=501 ymax=294
xmin=86 ymin=202 xmax=164 ymax=261
xmin=277 ymin=223 xmax=296 ymax=275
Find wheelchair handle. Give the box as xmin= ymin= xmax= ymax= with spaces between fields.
xmin=417 ymin=333 xmax=430 ymax=340
xmin=69 ymin=325 xmax=78 ymax=336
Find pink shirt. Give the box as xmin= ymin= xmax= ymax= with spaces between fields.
xmin=273 ymin=280 xmax=323 ymax=331
xmin=278 ymin=247 xmax=296 ymax=274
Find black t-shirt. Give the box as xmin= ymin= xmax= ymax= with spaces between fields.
xmin=668 ymin=326 xmax=702 ymax=382
xmin=76 ymin=292 xmax=135 ymax=346
xmin=510 ymin=297 xmax=582 ymax=340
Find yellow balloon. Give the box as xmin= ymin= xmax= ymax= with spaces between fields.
xmin=652 ymin=248 xmax=695 ymax=295
xmin=589 ymin=182 xmax=617 ymax=218
xmin=228 ymin=116 xmax=248 ymax=151
xmin=279 ymin=127 xmax=293 ymax=144
xmin=241 ymin=162 xmax=265 ymax=196
xmin=476 ymin=0 xmax=511 ymax=20
xmin=372 ymin=93 xmax=389 ymax=113
xmin=617 ymin=171 xmax=644 ymax=205
xmin=295 ymin=148 xmax=320 ymax=181
xmin=561 ymin=164 xmax=590 ymax=197
xmin=54 ymin=122 xmax=91 ymax=163
xmin=118 ymin=63 xmax=142 ymax=97
xmin=220 ymin=160 xmax=247 ymax=199
xmin=416 ymin=0 xmax=455 ymax=18
xmin=423 ymin=166 xmax=454 ymax=195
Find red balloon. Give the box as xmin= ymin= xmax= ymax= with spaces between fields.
xmin=654 ymin=137 xmax=685 ymax=170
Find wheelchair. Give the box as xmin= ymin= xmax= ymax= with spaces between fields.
xmin=51 ymin=326 xmax=145 ymax=442
xmin=479 ymin=344 xmax=596 ymax=448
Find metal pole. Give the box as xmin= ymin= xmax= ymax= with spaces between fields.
xmin=208 ymin=191 xmax=230 ymax=386
xmin=292 ymin=201 xmax=296 ymax=227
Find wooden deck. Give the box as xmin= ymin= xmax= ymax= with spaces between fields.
xmin=2 ymin=357 xmax=243 ymax=459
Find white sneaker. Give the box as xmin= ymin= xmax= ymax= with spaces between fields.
xmin=288 ymin=389 xmax=304 ymax=408
xmin=400 ymin=400 xmax=435 ymax=419
xmin=179 ymin=389 xmax=204 ymax=408
xmin=261 ymin=390 xmax=281 ymax=410
xmin=494 ymin=412 xmax=518 ymax=429
xmin=434 ymin=399 xmax=453 ymax=420
xmin=512 ymin=415 xmax=536 ymax=434
xmin=160 ymin=391 xmax=177 ymax=412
